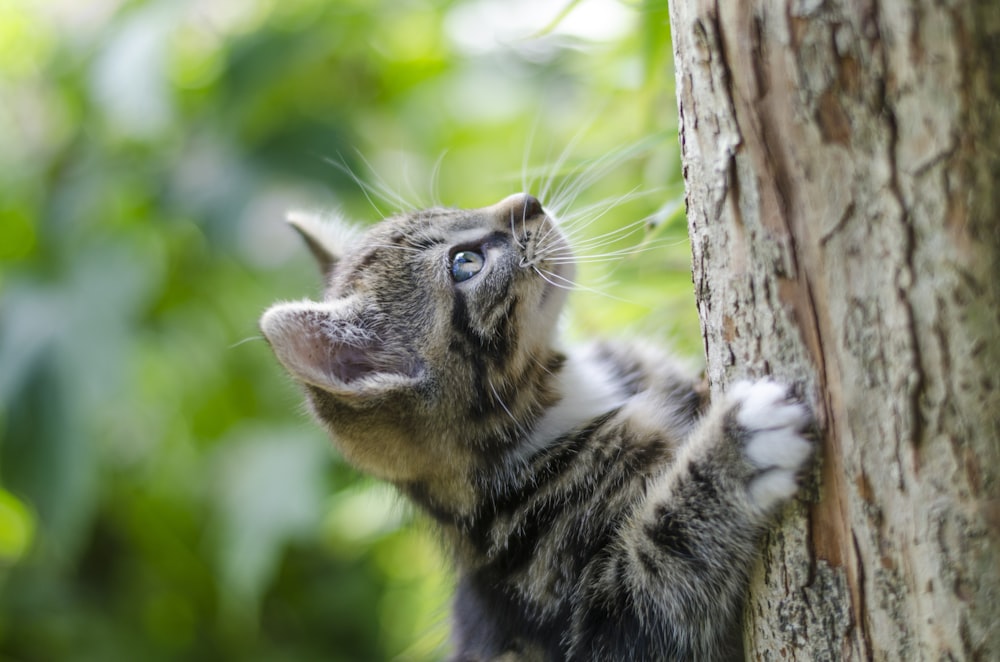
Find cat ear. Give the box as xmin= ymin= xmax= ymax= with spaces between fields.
xmin=286 ymin=209 xmax=362 ymax=278
xmin=260 ymin=298 xmax=423 ymax=396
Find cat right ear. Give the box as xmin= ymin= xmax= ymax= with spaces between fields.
xmin=259 ymin=298 xmax=424 ymax=398
xmin=286 ymin=209 xmax=362 ymax=279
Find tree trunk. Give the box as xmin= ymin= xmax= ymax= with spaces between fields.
xmin=667 ymin=1 xmax=1000 ymax=659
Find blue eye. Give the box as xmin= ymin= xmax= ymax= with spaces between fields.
xmin=451 ymin=250 xmax=485 ymax=282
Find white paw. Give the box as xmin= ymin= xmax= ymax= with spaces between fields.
xmin=729 ymin=380 xmax=813 ymax=510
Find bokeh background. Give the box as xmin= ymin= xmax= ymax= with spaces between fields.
xmin=0 ymin=0 xmax=695 ymax=659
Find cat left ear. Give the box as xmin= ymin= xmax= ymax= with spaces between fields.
xmin=286 ymin=209 xmax=362 ymax=279
xmin=260 ymin=298 xmax=424 ymax=398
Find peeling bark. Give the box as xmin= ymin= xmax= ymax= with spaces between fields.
xmin=668 ymin=1 xmax=1000 ymax=659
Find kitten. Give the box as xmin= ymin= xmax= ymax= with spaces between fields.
xmin=260 ymin=192 xmax=814 ymax=661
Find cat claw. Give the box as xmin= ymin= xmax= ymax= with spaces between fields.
xmin=729 ymin=380 xmax=814 ymax=510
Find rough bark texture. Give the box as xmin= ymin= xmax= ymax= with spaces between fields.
xmin=668 ymin=1 xmax=1000 ymax=659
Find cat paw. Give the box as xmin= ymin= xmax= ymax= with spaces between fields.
xmin=729 ymin=380 xmax=814 ymax=511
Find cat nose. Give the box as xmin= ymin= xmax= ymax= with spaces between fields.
xmin=494 ymin=193 xmax=545 ymax=221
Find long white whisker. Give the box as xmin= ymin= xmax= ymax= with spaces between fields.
xmin=367 ymin=243 xmax=425 ymax=253
xmin=545 ymin=241 xmax=681 ymax=264
xmin=521 ymin=201 xmax=532 ymax=248
xmin=538 ymin=121 xmax=595 ymax=204
xmin=562 ymin=220 xmax=646 ymax=250
xmin=558 ymin=190 xmax=685 ymax=253
xmin=489 ymin=378 xmax=526 ymax=435
xmin=541 ymin=109 xmax=624 ymax=207
xmin=532 ymin=265 xmax=576 ymax=292
xmin=521 ymin=113 xmax=542 ymax=196
xmin=230 ymin=335 xmax=265 ymax=349
xmin=556 ymin=187 xmax=646 ymax=239
xmin=399 ymin=155 xmax=426 ymax=210
xmin=350 ymin=150 xmax=420 ymax=212
xmin=541 ymin=206 xmax=665 ymax=261
xmin=536 ymin=187 xmax=660 ymax=253
xmin=560 ymin=217 xmax=657 ymax=253
xmin=530 ymin=136 xmax=660 ymax=249
xmin=533 ymin=265 xmax=638 ymax=303
xmin=548 ymin=149 xmax=636 ymax=213
xmin=327 ymin=155 xmax=385 ymax=218
xmin=509 ymin=209 xmax=526 ymax=250
xmin=544 ymin=135 xmax=670 ymax=223
xmin=429 ymin=150 xmax=448 ymax=207
xmin=556 ymin=188 xmax=662 ymax=233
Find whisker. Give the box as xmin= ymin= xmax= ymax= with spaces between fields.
xmin=521 ymin=113 xmax=542 ymax=196
xmin=399 ymin=155 xmax=426 ymax=211
xmin=327 ymin=154 xmax=386 ymax=218
xmin=547 ymin=148 xmax=641 ymax=214
xmin=557 ymin=188 xmax=662 ymax=231
xmin=489 ymin=378 xmax=527 ymax=435
xmin=540 ymin=110 xmax=628 ymax=208
xmin=536 ymin=187 xmax=660 ymax=253
xmin=537 ymin=121 xmax=596 ymax=204
xmin=366 ymin=242 xmax=425 ymax=253
xmin=534 ymin=265 xmax=638 ymax=303
xmin=561 ymin=223 xmax=644 ymax=252
xmin=326 ymin=150 xmax=430 ymax=217
xmin=528 ymin=351 xmax=559 ymax=378
xmin=230 ymin=335 xmax=265 ymax=349
xmin=537 ymin=138 xmax=674 ymax=254
xmin=429 ymin=150 xmax=448 ymax=207
xmin=525 ymin=136 xmax=662 ymax=251
xmin=545 ymin=245 xmax=679 ymax=265
xmin=561 ymin=217 xmax=656 ymax=253
xmin=543 ymin=189 xmax=686 ymax=262
xmin=550 ymin=253 xmax=666 ymax=265
xmin=531 ymin=265 xmax=576 ymax=291
xmin=509 ymin=209 xmax=527 ymax=250
xmin=350 ymin=150 xmax=421 ymax=212
xmin=553 ymin=198 xmax=678 ymax=256
xmin=555 ymin=187 xmax=647 ymax=239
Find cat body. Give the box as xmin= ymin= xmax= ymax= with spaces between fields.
xmin=260 ymin=193 xmax=813 ymax=661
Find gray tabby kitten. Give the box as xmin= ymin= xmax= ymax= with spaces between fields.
xmin=260 ymin=192 xmax=814 ymax=661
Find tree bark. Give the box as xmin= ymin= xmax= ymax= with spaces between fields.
xmin=667 ymin=1 xmax=1000 ymax=659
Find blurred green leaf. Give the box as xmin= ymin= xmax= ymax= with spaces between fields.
xmin=212 ymin=427 xmax=329 ymax=621
xmin=0 ymin=488 xmax=34 ymax=564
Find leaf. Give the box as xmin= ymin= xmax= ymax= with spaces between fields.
xmin=211 ymin=426 xmax=330 ymax=622
xmin=0 ymin=487 xmax=35 ymax=565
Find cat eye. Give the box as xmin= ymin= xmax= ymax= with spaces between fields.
xmin=451 ymin=250 xmax=485 ymax=282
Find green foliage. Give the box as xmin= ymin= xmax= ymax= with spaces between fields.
xmin=0 ymin=0 xmax=690 ymax=659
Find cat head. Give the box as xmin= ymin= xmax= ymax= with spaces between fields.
xmin=260 ymin=193 xmax=573 ymax=497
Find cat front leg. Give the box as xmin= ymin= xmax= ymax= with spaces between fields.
xmin=570 ymin=380 xmax=814 ymax=660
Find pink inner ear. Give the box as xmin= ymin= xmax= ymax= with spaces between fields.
xmin=318 ymin=336 xmax=424 ymax=388
xmin=327 ymin=342 xmax=383 ymax=383
xmin=261 ymin=302 xmax=422 ymax=391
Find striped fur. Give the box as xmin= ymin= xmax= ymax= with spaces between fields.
xmin=260 ymin=193 xmax=814 ymax=661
